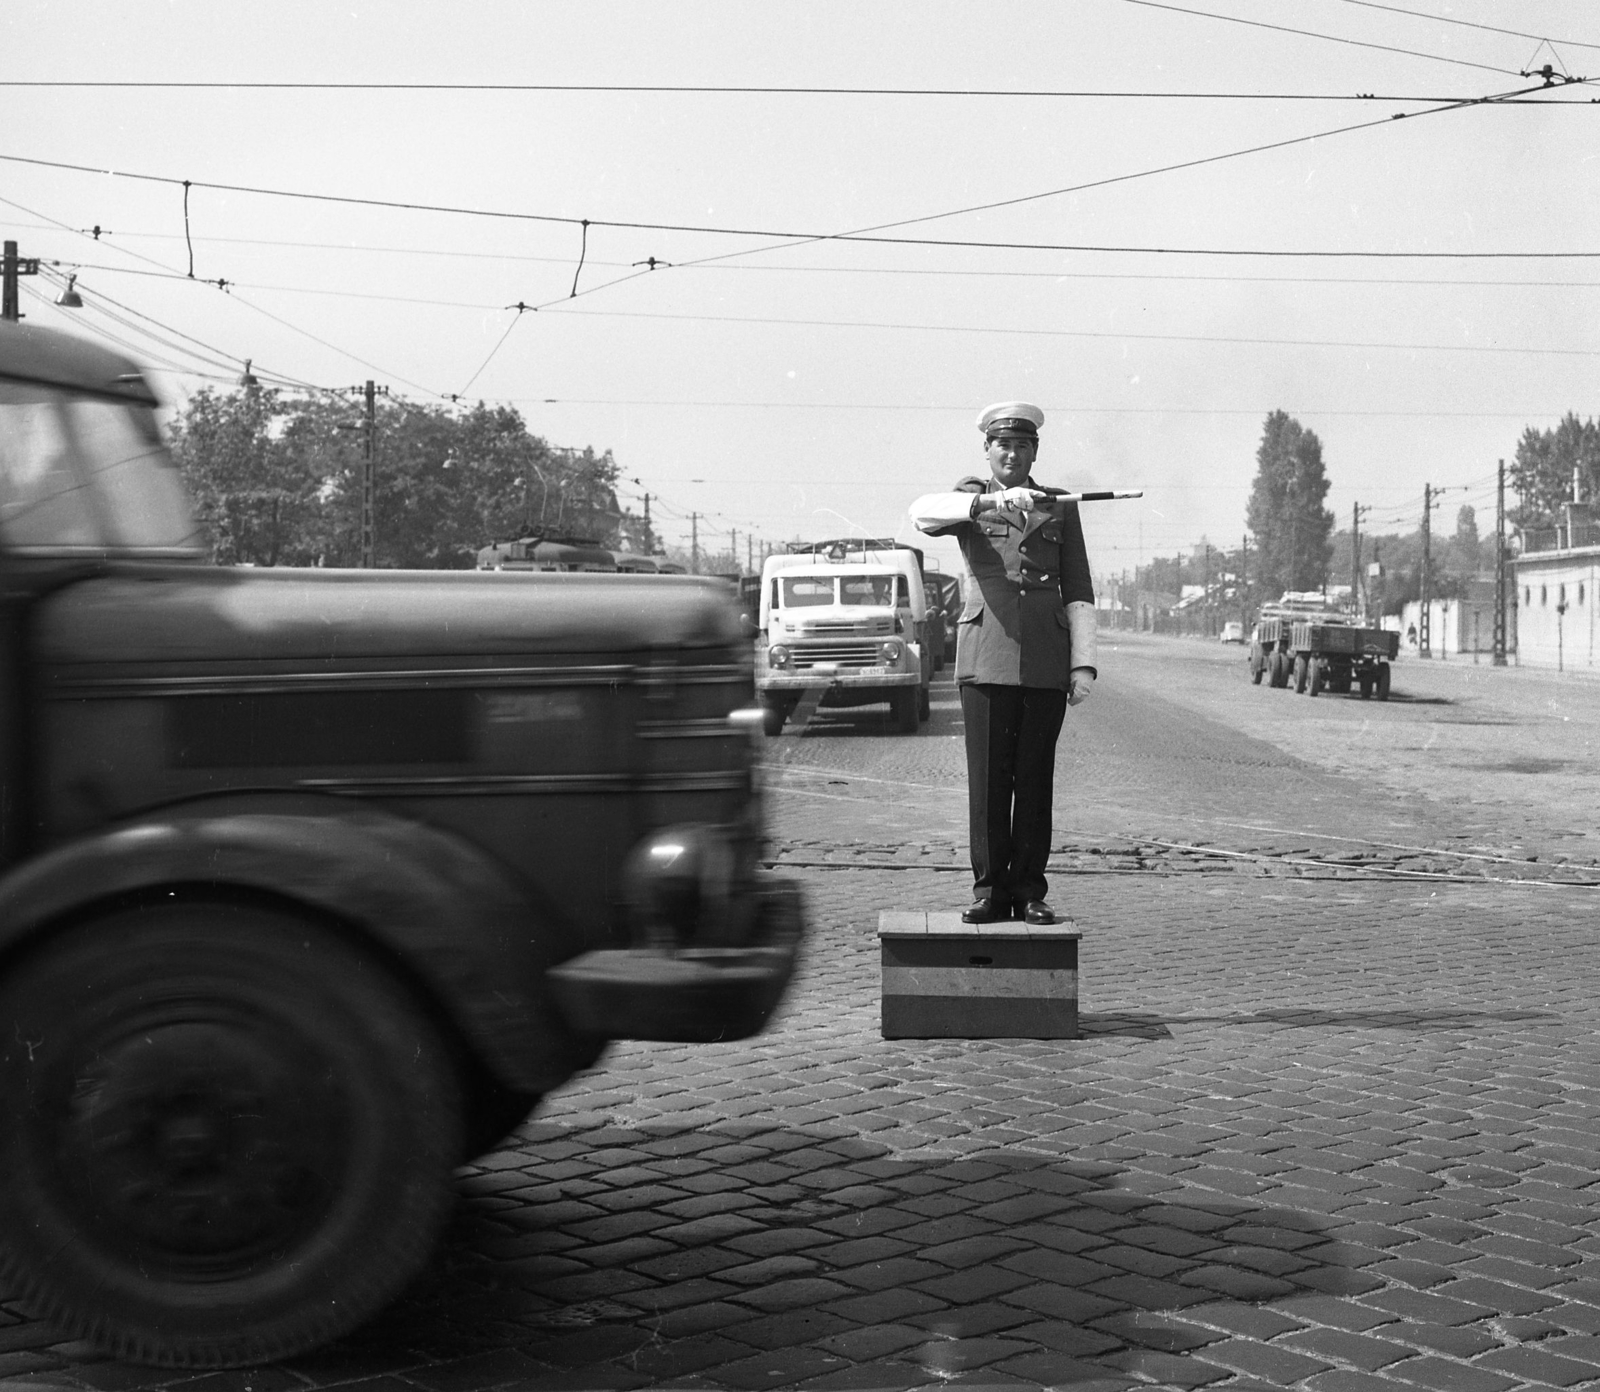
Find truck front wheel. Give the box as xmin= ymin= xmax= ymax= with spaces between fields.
xmin=760 ymin=697 xmax=790 ymax=735
xmin=0 ymin=900 xmax=463 ymax=1367
xmin=892 ymin=687 xmax=919 ymax=733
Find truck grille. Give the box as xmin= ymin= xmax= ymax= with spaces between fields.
xmin=798 ymin=618 xmax=892 ymax=636
xmin=793 ymin=642 xmax=882 ymax=668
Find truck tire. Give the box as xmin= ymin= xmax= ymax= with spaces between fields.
xmin=1359 ymin=674 xmax=1373 ymax=699
xmin=1293 ymin=654 xmax=1309 ymax=693
xmin=1250 ymin=642 xmax=1265 ymax=684
xmin=760 ymin=698 xmax=788 ymax=736
xmin=0 ymin=900 xmax=463 ymax=1368
xmin=1376 ymin=662 xmax=1391 ymax=701
xmin=918 ymin=683 xmax=931 ymax=722
xmin=892 ymin=687 xmax=919 ymax=734
xmin=1307 ymin=657 xmax=1323 ymax=697
xmin=1271 ymin=650 xmax=1290 ymax=688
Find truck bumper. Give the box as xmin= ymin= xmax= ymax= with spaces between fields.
xmin=759 ymin=667 xmax=919 ymax=694
xmin=546 ymin=877 xmax=804 ymax=1042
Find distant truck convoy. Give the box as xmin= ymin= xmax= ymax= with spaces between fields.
xmin=1250 ymin=592 xmax=1399 ymax=699
xmin=755 ymin=538 xmax=934 ymax=734
xmin=476 ymin=538 xmax=686 ymax=574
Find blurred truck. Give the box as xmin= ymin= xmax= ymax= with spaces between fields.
xmin=0 ymin=321 xmax=804 ymax=1367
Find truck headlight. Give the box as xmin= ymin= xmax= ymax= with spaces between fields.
xmin=622 ymin=824 xmax=738 ymax=949
xmin=879 ymin=641 xmax=902 ymax=662
xmin=768 ymin=645 xmax=790 ymax=668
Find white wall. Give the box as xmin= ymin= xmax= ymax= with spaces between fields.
xmin=1514 ymin=552 xmax=1600 ymax=670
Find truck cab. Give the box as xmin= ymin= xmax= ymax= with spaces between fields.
xmin=0 ymin=321 xmax=804 ymax=1367
xmin=755 ymin=539 xmax=932 ymax=734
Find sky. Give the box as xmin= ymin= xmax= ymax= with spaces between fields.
xmin=3 ymin=0 xmax=1596 ymax=583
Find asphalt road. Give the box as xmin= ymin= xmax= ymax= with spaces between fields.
xmin=6 ymin=635 xmax=1600 ymax=1392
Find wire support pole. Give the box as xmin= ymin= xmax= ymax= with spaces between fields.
xmin=1 ymin=241 xmax=39 ymax=321
xmin=1494 ymin=459 xmax=1509 ymax=666
xmin=361 ymin=380 xmax=377 ymax=569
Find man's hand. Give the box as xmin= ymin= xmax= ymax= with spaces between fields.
xmin=988 ymin=486 xmax=1046 ymax=514
xmin=1068 ymin=669 xmax=1095 ymax=706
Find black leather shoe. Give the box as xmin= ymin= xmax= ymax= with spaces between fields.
xmin=962 ymin=898 xmax=1007 ymax=924
xmin=1022 ymin=901 xmax=1060 ymax=925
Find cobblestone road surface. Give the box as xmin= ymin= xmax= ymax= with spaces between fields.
xmin=4 ymin=643 xmax=1599 ymax=1392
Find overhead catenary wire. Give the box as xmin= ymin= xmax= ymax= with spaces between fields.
xmin=2 ymin=79 xmax=1590 ymax=98
xmin=1118 ymin=0 xmax=1534 ymax=77
xmin=515 ymin=304 xmax=1600 ymax=359
xmin=3 ymin=190 xmax=422 ymax=397
xmin=18 ymin=222 xmax=1600 ymax=290
xmin=1330 ymin=0 xmax=1600 ymax=54
xmin=0 ymin=75 xmax=1589 ymax=266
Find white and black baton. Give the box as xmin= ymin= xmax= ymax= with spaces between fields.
xmin=1037 ymin=488 xmax=1144 ymax=503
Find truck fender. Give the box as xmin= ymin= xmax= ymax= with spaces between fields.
xmin=0 ymin=797 xmax=601 ymax=1094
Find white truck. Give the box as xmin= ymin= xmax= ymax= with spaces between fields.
xmin=755 ymin=539 xmax=934 ymax=734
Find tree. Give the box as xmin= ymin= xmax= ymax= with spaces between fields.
xmin=1245 ymin=411 xmax=1334 ymax=596
xmin=167 ymin=385 xmax=332 ymax=567
xmin=167 ymin=387 xmax=642 ymax=567
xmin=1511 ymin=412 xmax=1600 ymax=528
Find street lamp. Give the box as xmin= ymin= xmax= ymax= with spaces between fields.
xmin=54 ymin=275 xmax=82 ymax=309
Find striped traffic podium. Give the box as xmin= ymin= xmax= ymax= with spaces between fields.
xmin=878 ymin=911 xmax=1080 ymax=1039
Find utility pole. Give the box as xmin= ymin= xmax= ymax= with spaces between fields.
xmin=1494 ymin=460 xmax=1508 ymax=666
xmin=1202 ymin=544 xmax=1211 ymax=636
xmin=690 ymin=513 xmax=699 ymax=574
xmin=642 ymin=493 xmax=654 ymax=554
xmin=1352 ymin=502 xmax=1361 ymax=616
xmin=1420 ymin=483 xmax=1433 ymax=657
xmin=1241 ymin=533 xmax=1250 ymax=628
xmin=361 ymin=380 xmax=377 ymax=569
xmin=1419 ymin=483 xmax=1464 ymax=658
xmin=747 ymin=534 xmax=753 ymax=573
xmin=730 ymin=528 xmax=737 ymax=574
xmin=1351 ymin=502 xmax=1371 ymax=618
xmin=2 ymin=241 xmax=40 ymax=321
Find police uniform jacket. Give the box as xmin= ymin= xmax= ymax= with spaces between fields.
xmin=910 ymin=476 xmax=1097 ymax=690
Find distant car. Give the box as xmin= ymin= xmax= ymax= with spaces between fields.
xmin=1219 ymin=621 xmax=1245 ymax=643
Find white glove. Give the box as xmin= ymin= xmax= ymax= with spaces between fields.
xmin=1068 ymin=669 xmax=1095 ymax=706
xmin=991 ymin=486 xmax=1045 ymax=514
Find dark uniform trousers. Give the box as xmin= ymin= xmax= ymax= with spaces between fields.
xmin=960 ymin=682 xmax=1069 ymax=909
xmin=911 ymin=474 xmax=1096 ymax=912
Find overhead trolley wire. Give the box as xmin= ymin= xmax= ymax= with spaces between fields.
xmin=531 ymin=304 xmax=1600 ymax=359
xmin=1118 ymin=0 xmax=1531 ymax=77
xmin=509 ymin=398 xmax=1575 ymax=420
xmin=1331 ymin=0 xmax=1600 ymax=54
xmin=16 ymin=231 xmax=1600 ymax=290
xmin=0 ymin=79 xmax=1585 ymax=100
xmin=1 ymin=190 xmax=435 ymax=399
xmin=0 ymin=73 xmax=1590 ymax=265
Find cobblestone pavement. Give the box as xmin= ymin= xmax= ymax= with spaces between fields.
xmin=5 ymin=653 xmax=1600 ymax=1391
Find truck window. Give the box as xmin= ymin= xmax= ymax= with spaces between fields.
xmin=781 ymin=577 xmax=835 ymax=607
xmin=840 ymin=576 xmax=895 ymax=607
xmin=898 ymin=575 xmax=910 ymax=605
xmin=67 ymin=399 xmax=199 ymax=550
xmin=0 ymin=384 xmax=100 ymax=549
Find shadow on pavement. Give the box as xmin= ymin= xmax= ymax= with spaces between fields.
xmin=277 ymin=1120 xmax=1361 ymax=1389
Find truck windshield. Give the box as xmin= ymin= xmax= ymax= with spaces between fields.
xmin=840 ymin=576 xmax=896 ymax=606
xmin=0 ymin=383 xmax=202 ymax=553
xmin=781 ymin=577 xmax=835 ymax=607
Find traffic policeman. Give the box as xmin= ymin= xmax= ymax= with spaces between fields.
xmin=909 ymin=402 xmax=1097 ymax=924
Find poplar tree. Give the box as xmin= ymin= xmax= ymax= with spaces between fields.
xmin=1245 ymin=411 xmax=1335 ymax=596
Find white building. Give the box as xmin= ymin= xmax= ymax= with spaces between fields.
xmin=1513 ymin=533 xmax=1598 ymax=671
xmin=1397 ymin=577 xmax=1507 ymax=660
